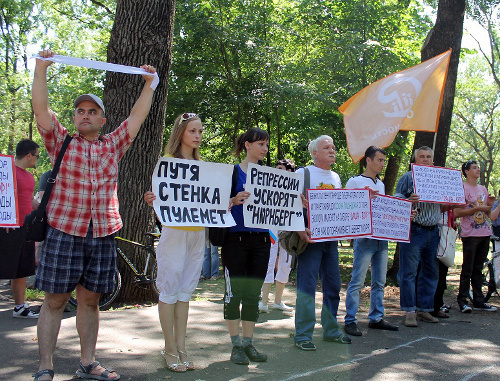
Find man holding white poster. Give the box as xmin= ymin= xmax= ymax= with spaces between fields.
xmin=395 ymin=146 xmax=441 ymax=327
xmin=294 ymin=135 xmax=351 ymax=351
xmin=344 ymin=146 xmax=398 ymax=337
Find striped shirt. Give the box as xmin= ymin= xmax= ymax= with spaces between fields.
xmin=395 ymin=171 xmax=441 ymax=226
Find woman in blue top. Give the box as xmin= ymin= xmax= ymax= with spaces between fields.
xmin=222 ymin=128 xmax=271 ymax=365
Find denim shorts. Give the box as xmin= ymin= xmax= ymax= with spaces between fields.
xmin=34 ymin=224 xmax=116 ymax=294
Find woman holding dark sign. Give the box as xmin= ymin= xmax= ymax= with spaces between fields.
xmin=144 ymin=113 xmax=204 ymax=373
xmin=222 ymin=128 xmax=272 ymax=365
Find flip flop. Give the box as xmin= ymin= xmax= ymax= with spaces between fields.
xmin=32 ymin=369 xmax=54 ymax=381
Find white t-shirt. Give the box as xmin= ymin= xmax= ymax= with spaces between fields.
xmin=297 ymin=165 xmax=341 ymax=190
xmin=345 ymin=175 xmax=385 ymax=195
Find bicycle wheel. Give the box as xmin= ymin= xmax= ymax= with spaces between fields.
xmin=67 ymin=269 xmax=122 ymax=310
xmin=468 ymin=263 xmax=496 ymax=303
xmin=150 ymin=257 xmax=160 ymax=296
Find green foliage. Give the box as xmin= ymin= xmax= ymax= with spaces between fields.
xmin=167 ymin=0 xmax=430 ymax=170
xmin=447 ymin=54 xmax=500 ymax=191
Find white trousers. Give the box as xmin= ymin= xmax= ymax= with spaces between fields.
xmin=156 ymin=227 xmax=205 ymax=304
xmin=264 ymin=240 xmax=292 ymax=284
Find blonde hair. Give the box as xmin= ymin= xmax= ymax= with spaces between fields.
xmin=164 ymin=114 xmax=201 ymax=160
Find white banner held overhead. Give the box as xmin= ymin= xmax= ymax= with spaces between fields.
xmin=34 ymin=54 xmax=159 ymax=90
xmin=412 ymin=164 xmax=466 ymax=205
xmin=152 ymin=157 xmax=236 ymax=228
xmin=243 ymin=163 xmax=305 ymax=231
xmin=370 ymin=195 xmax=412 ymax=242
xmin=308 ymin=189 xmax=372 ymax=241
xmin=0 ymin=155 xmax=20 ymax=227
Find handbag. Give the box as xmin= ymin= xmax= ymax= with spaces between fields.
xmin=24 ymin=135 xmax=73 ymax=241
xmin=208 ymin=165 xmax=238 ymax=246
xmin=436 ymin=210 xmax=457 ymax=267
xmin=277 ymin=167 xmax=311 ymax=256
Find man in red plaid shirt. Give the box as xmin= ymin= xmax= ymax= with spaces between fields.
xmin=31 ymin=49 xmax=156 ymax=381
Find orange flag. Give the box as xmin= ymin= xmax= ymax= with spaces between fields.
xmin=339 ymin=49 xmax=451 ymax=163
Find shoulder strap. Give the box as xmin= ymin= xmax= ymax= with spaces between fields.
xmin=230 ymin=165 xmax=239 ymax=197
xmin=303 ymin=167 xmax=310 ymax=196
xmin=36 ymin=135 xmax=73 ymax=216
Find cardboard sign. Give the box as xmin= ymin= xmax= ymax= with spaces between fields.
xmin=0 ymin=155 xmax=19 ymax=227
xmin=243 ymin=163 xmax=305 ymax=231
xmin=412 ymin=164 xmax=466 ymax=204
xmin=308 ymin=189 xmax=372 ymax=241
xmin=370 ymin=195 xmax=412 ymax=242
xmin=152 ymin=157 xmax=236 ymax=227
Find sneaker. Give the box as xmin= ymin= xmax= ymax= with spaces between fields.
xmin=460 ymin=304 xmax=472 ymax=313
xmin=258 ymin=301 xmax=269 ymax=313
xmin=344 ymin=322 xmax=362 ymax=336
xmin=440 ymin=304 xmax=451 ymax=313
xmin=473 ymin=303 xmax=497 ymax=312
xmin=230 ymin=346 xmax=249 ymax=365
xmin=295 ymin=341 xmax=316 ymax=351
xmin=417 ymin=311 xmax=439 ymax=323
xmin=404 ymin=312 xmax=418 ymax=327
xmin=272 ymin=302 xmax=293 ymax=311
xmin=324 ymin=333 xmax=352 ymax=344
xmin=243 ymin=344 xmax=267 ymax=362
xmin=13 ymin=304 xmax=39 ymax=319
xmin=368 ymin=319 xmax=399 ymax=331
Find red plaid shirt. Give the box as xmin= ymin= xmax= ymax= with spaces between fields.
xmin=38 ymin=114 xmax=134 ymax=238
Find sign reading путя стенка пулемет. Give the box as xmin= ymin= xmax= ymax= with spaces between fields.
xmin=307 ymin=188 xmax=372 ymax=241
xmin=242 ymin=163 xmax=305 ymax=231
xmin=152 ymin=157 xmax=235 ymax=227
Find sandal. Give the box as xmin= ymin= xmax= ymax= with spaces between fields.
xmin=75 ymin=361 xmax=120 ymax=380
xmin=32 ymin=369 xmax=54 ymax=381
xmin=178 ymin=350 xmax=195 ymax=371
xmin=161 ymin=350 xmax=187 ymax=373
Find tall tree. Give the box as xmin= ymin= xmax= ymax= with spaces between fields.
xmin=102 ymin=0 xmax=175 ymax=302
xmin=412 ymin=0 xmax=466 ymax=166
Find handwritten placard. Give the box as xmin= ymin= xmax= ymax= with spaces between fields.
xmin=243 ymin=163 xmax=305 ymax=231
xmin=370 ymin=195 xmax=412 ymax=242
xmin=412 ymin=164 xmax=466 ymax=204
xmin=0 ymin=155 xmax=19 ymax=227
xmin=308 ymin=189 xmax=372 ymax=241
xmin=152 ymin=157 xmax=236 ymax=227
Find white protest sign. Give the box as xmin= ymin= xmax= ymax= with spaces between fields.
xmin=0 ymin=155 xmax=19 ymax=227
xmin=243 ymin=163 xmax=305 ymax=231
xmin=308 ymin=189 xmax=372 ymax=241
xmin=412 ymin=164 xmax=466 ymax=204
xmin=152 ymin=157 xmax=236 ymax=227
xmin=370 ymin=195 xmax=412 ymax=242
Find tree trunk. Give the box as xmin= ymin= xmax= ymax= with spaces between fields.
xmin=412 ymin=0 xmax=466 ymax=167
xmin=102 ymin=0 xmax=175 ymax=303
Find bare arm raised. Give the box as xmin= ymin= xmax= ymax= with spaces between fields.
xmin=126 ymin=64 xmax=156 ymax=140
xmin=32 ymin=49 xmax=55 ymax=132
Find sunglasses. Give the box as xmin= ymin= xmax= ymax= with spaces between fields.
xmin=181 ymin=113 xmax=198 ymax=122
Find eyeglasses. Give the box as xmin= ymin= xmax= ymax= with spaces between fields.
xmin=32 ymin=153 xmax=40 ymax=159
xmin=181 ymin=113 xmax=198 ymax=122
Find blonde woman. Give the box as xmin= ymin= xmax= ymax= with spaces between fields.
xmin=145 ymin=113 xmax=204 ymax=373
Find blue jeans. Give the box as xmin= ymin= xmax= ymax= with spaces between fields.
xmin=202 ymin=244 xmax=219 ymax=278
xmin=345 ymin=238 xmax=388 ymax=324
xmin=399 ymin=225 xmax=439 ymax=312
xmin=295 ymin=241 xmax=341 ymax=343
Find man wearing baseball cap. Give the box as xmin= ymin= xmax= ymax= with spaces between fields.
xmin=31 ymin=49 xmax=156 ymax=381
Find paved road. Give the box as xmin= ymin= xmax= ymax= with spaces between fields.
xmin=1 ymin=281 xmax=499 ymax=381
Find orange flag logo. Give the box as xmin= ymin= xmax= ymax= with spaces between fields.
xmin=339 ymin=49 xmax=451 ymax=163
